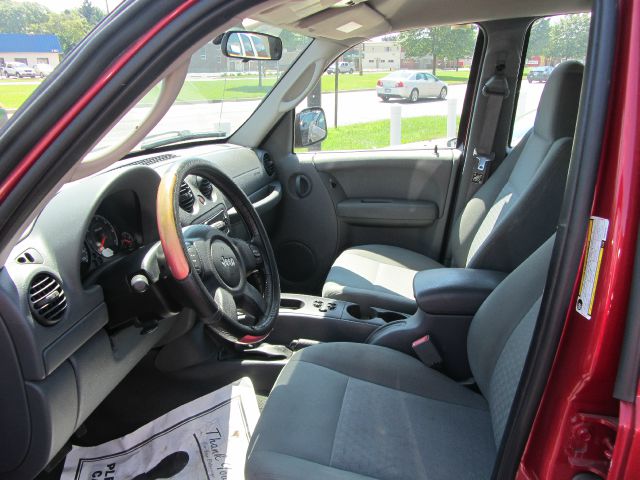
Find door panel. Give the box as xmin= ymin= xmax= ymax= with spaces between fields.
xmin=314 ymin=150 xmax=459 ymax=262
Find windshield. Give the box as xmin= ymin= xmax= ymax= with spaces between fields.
xmin=90 ymin=22 xmax=312 ymax=154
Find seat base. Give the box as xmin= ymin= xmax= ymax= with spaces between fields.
xmin=246 ymin=342 xmax=496 ymax=480
xmin=322 ymin=245 xmax=443 ymax=314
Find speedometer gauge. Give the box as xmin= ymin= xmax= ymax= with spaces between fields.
xmin=88 ymin=215 xmax=119 ymax=258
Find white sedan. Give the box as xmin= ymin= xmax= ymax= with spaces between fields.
xmin=376 ymin=70 xmax=448 ymax=102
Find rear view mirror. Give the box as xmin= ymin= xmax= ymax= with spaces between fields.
xmin=294 ymin=107 xmax=327 ymax=148
xmin=220 ymin=31 xmax=283 ymax=61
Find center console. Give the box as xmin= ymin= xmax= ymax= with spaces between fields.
xmin=367 ymin=268 xmax=507 ymax=380
xmin=269 ymin=293 xmax=409 ymax=346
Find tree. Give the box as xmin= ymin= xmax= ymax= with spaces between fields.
xmin=399 ymin=25 xmax=476 ymax=74
xmin=33 ymin=10 xmax=92 ymax=54
xmin=79 ymin=0 xmax=105 ymax=26
xmin=0 ymin=0 xmax=100 ymax=54
xmin=548 ymin=14 xmax=590 ymax=62
xmin=279 ymin=30 xmax=309 ymax=51
xmin=0 ymin=0 xmax=50 ymax=34
xmin=527 ymin=17 xmax=551 ymax=58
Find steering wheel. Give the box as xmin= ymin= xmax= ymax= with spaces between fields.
xmin=156 ymin=159 xmax=280 ymax=345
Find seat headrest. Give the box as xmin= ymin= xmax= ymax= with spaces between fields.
xmin=533 ymin=61 xmax=584 ymax=140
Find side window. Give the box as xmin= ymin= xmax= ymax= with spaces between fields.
xmin=295 ymin=24 xmax=478 ymax=152
xmin=511 ymin=14 xmax=590 ymax=145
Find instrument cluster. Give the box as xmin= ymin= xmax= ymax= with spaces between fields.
xmin=81 ymin=190 xmax=143 ymax=279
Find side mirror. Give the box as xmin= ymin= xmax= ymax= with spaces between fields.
xmin=220 ymin=31 xmax=283 ymax=61
xmin=294 ymin=107 xmax=328 ymax=148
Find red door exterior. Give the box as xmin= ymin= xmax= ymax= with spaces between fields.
xmin=519 ymin=0 xmax=640 ymax=477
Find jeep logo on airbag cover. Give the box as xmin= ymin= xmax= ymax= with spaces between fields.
xmin=220 ymin=256 xmax=236 ymax=268
xmin=211 ymin=240 xmax=241 ymax=287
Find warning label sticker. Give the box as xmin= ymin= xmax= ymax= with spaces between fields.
xmin=576 ymin=216 xmax=609 ymax=320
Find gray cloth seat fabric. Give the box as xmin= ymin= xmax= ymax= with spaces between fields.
xmin=323 ymin=61 xmax=583 ymax=313
xmin=246 ymin=236 xmax=555 ymax=479
xmin=321 ymin=244 xmax=444 ymax=313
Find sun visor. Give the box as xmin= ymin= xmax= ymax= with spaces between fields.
xmin=252 ymin=0 xmax=339 ymax=26
xmin=294 ymin=4 xmax=391 ymax=40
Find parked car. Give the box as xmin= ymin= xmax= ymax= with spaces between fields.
xmin=32 ymin=63 xmax=54 ymax=77
xmin=527 ymin=65 xmax=554 ymax=82
xmin=4 ymin=62 xmax=36 ymax=78
xmin=376 ymin=70 xmax=448 ymax=102
xmin=327 ymin=61 xmax=354 ymax=74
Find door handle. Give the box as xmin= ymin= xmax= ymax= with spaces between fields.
xmin=294 ymin=174 xmax=312 ymax=198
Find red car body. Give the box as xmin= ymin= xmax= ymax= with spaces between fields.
xmin=520 ymin=0 xmax=640 ymax=477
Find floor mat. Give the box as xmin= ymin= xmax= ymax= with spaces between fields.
xmin=60 ymin=377 xmax=259 ymax=480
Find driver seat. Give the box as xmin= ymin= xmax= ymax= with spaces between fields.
xmin=245 ymin=235 xmax=555 ymax=479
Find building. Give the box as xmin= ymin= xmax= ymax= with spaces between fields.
xmin=188 ymin=43 xmax=298 ymax=76
xmin=188 ymin=42 xmax=228 ymax=74
xmin=362 ymin=41 xmax=401 ymax=71
xmin=0 ymin=34 xmax=62 ymax=68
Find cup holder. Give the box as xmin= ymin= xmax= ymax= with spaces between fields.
xmin=377 ymin=311 xmax=406 ymax=322
xmin=346 ymin=304 xmax=378 ymax=320
xmin=346 ymin=304 xmax=406 ymax=321
xmin=280 ymin=298 xmax=304 ymax=310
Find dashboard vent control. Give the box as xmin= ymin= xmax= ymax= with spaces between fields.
xmin=263 ymin=152 xmax=276 ymax=176
xmin=28 ymin=273 xmax=67 ymax=325
xmin=199 ymin=178 xmax=214 ymax=199
xmin=16 ymin=248 xmax=43 ymax=264
xmin=179 ymin=181 xmax=195 ymax=212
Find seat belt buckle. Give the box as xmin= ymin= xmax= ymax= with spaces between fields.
xmin=412 ymin=335 xmax=442 ymax=367
xmin=472 ymin=149 xmax=495 ymax=184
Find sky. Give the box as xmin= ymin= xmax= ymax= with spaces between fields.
xmin=12 ymin=0 xmax=124 ymax=13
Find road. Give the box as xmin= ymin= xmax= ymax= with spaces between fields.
xmin=81 ymin=82 xmax=547 ymax=151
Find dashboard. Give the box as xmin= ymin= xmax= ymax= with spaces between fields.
xmin=0 ymin=143 xmax=280 ymax=479
xmin=80 ymin=174 xmax=232 ymax=282
xmin=82 ymin=191 xmax=143 ymax=280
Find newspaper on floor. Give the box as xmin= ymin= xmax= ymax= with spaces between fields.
xmin=61 ymin=377 xmax=260 ymax=480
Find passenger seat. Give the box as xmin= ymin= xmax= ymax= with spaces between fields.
xmin=322 ymin=61 xmax=583 ymax=313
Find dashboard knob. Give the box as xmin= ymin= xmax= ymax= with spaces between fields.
xmin=130 ymin=274 xmax=150 ymax=294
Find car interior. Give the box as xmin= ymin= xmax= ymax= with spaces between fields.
xmin=0 ymin=0 xmax=611 ymax=478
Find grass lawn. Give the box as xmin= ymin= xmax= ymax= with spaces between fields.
xmin=0 ymin=83 xmax=41 ymax=109
xmin=318 ymin=115 xmax=459 ymax=151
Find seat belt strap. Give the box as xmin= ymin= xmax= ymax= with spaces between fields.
xmin=470 ymin=63 xmax=510 ymax=187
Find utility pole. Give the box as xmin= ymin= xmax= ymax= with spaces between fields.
xmin=105 ymin=0 xmax=110 ymax=14
xmin=334 ymin=57 xmax=339 ymax=128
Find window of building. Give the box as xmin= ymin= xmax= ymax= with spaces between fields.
xmin=36 ymin=58 xmax=49 ymax=64
xmin=14 ymin=57 xmax=27 ymax=65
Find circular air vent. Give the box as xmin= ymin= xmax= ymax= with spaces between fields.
xmin=198 ymin=177 xmax=213 ymax=199
xmin=179 ymin=181 xmax=195 ymax=212
xmin=28 ymin=273 xmax=67 ymax=326
xmin=263 ymin=152 xmax=276 ymax=176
